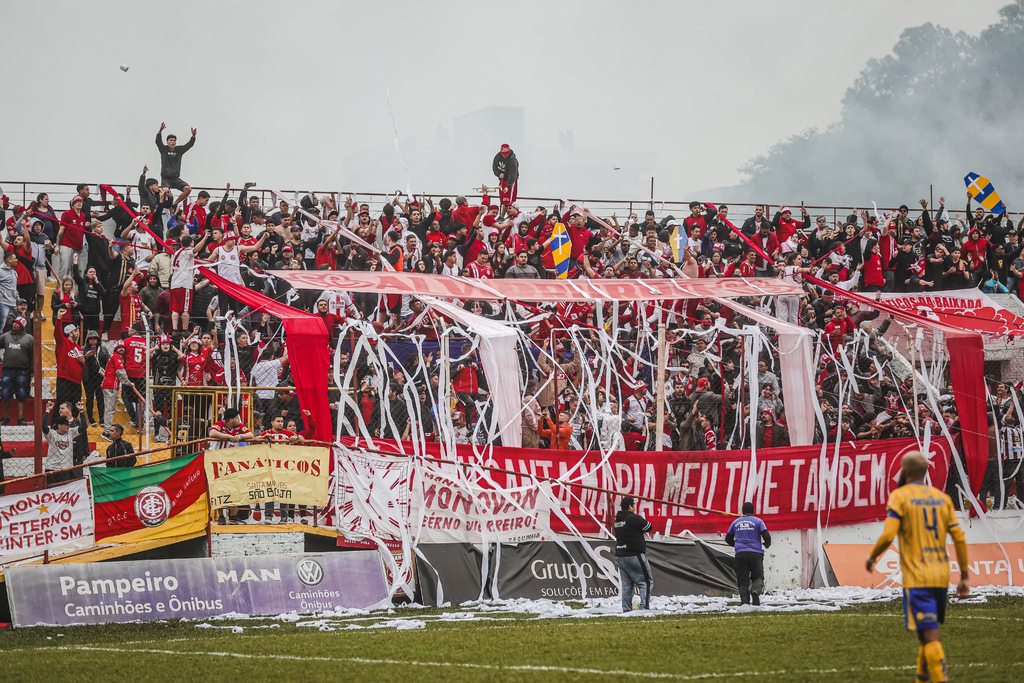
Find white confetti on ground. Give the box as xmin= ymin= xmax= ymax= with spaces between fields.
xmin=176 ymin=585 xmax=1024 ymax=632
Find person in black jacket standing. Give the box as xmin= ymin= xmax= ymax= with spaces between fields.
xmin=106 ymin=425 xmax=137 ymax=467
xmin=614 ymin=496 xmax=653 ymax=612
xmin=156 ymin=122 xmax=196 ymax=207
xmin=492 ymin=143 xmax=519 ymax=218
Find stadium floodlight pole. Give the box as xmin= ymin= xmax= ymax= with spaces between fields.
xmin=655 ymin=323 xmax=667 ymax=451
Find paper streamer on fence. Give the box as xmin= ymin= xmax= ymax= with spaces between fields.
xmin=333 ymin=446 xmax=416 ymax=599
xmin=204 ymin=443 xmax=330 ymax=508
xmin=712 ymin=297 xmax=817 ymax=447
xmin=386 ymin=85 xmax=414 ymax=204
xmin=422 ymin=296 xmax=524 ymax=448
xmin=411 ymin=466 xmax=552 ymax=544
xmin=0 ymin=480 xmax=94 ymax=556
xmin=806 ymin=274 xmax=989 ymax=496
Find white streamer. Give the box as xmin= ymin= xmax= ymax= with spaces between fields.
xmin=386 ymin=85 xmax=414 ymax=204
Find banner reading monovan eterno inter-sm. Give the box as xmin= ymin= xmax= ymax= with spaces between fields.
xmin=203 ymin=443 xmax=330 ymax=508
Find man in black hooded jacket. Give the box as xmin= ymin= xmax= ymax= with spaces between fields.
xmin=614 ymin=496 xmax=653 ymax=612
xmin=492 ymin=144 xmax=519 ymax=217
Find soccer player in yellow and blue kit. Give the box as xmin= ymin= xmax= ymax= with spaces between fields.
xmin=866 ymin=452 xmax=970 ymax=683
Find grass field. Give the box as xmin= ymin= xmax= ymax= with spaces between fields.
xmin=1 ymin=595 xmax=1022 ymax=682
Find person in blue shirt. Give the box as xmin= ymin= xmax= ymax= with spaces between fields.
xmin=981 ymin=268 xmax=1010 ymax=293
xmin=725 ymin=502 xmax=772 ymax=606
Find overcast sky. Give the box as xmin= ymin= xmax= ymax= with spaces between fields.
xmin=0 ymin=0 xmax=1009 ymax=202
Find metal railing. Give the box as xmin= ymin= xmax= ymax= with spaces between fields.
xmin=169 ymin=387 xmax=255 ymax=446
xmin=4 ymin=180 xmax=1014 ymax=229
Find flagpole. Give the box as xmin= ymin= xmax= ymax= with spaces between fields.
xmin=655 ymin=323 xmax=667 ymax=452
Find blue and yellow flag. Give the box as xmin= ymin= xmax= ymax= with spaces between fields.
xmin=965 ymin=172 xmax=1006 ymax=214
xmin=552 ymin=222 xmax=571 ymax=279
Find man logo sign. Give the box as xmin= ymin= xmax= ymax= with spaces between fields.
xmin=135 ymin=485 xmax=171 ymax=528
xmin=296 ymin=559 xmax=325 ymax=587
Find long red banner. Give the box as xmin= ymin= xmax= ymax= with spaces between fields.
xmin=342 ymin=437 xmax=950 ymax=535
xmin=270 ymin=270 xmax=802 ymax=301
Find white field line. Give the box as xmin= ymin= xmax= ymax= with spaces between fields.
xmin=5 ymin=646 xmax=1011 ymax=680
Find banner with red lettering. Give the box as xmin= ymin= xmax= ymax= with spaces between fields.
xmin=204 ymin=444 xmax=330 ymax=508
xmin=879 ymin=290 xmax=1024 ymax=336
xmin=411 ymin=467 xmax=552 ymax=544
xmin=343 ymin=437 xmax=949 ymax=535
xmin=0 ymin=480 xmax=94 ymax=556
xmin=270 ymin=270 xmax=801 ymax=302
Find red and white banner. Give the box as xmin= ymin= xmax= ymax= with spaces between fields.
xmin=0 ymin=480 xmax=95 ymax=556
xmin=879 ymin=290 xmax=1024 ymax=337
xmin=411 ymin=467 xmax=552 ymax=544
xmin=342 ymin=437 xmax=950 ymax=535
xmin=270 ymin=270 xmax=801 ymax=302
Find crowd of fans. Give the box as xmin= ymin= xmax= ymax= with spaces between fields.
xmin=0 ymin=131 xmax=1020 ymax=510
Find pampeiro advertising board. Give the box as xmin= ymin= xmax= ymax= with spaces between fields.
xmin=4 ymin=552 xmax=388 ymax=627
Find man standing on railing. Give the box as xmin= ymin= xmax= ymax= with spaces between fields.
xmin=493 ymin=143 xmax=519 ymax=218
xmin=156 ymin=122 xmax=196 ymax=207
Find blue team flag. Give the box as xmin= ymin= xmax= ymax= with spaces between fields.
xmin=965 ymin=172 xmax=1006 ymax=214
xmin=551 ymin=222 xmax=571 ymax=279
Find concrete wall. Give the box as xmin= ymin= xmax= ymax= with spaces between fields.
xmin=210 ymin=532 xmax=305 ymax=558
xmin=694 ymin=509 xmax=1024 ymax=590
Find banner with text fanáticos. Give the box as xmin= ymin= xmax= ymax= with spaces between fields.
xmin=204 ymin=444 xmax=329 ymax=509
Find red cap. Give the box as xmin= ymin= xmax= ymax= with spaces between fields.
xmin=696 ymin=378 xmax=710 ymax=390
xmin=223 ymin=232 xmax=237 ymax=241
xmin=500 ymin=144 xmax=511 ymax=154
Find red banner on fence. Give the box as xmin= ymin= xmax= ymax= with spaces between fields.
xmin=341 ymin=437 xmax=950 ymax=536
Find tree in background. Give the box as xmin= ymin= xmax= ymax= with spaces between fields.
xmin=736 ymin=1 xmax=1024 ymax=207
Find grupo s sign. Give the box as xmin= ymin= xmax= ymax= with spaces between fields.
xmin=414 ymin=541 xmax=736 ymax=606
xmin=4 ymin=552 xmax=387 ymax=627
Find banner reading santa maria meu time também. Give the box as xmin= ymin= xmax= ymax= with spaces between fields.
xmin=203 ymin=444 xmax=330 ymax=508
